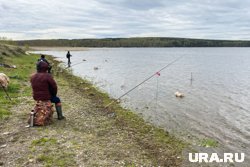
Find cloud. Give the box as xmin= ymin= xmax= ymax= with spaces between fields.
xmin=120 ymin=0 xmax=165 ymax=10
xmin=0 ymin=0 xmax=249 ymax=40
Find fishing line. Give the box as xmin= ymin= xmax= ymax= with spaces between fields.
xmin=155 ymin=74 xmax=160 ymax=113
xmin=105 ymin=55 xmax=184 ymax=108
xmin=64 ymin=60 xmax=86 ymax=69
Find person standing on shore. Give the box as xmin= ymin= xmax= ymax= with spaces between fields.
xmin=37 ymin=54 xmax=52 ymax=73
xmin=66 ymin=51 xmax=72 ymax=67
xmin=31 ymin=61 xmax=65 ymax=120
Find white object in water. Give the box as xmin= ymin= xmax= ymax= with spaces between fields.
xmin=175 ymin=91 xmax=184 ymax=98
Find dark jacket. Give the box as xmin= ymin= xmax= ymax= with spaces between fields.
xmin=66 ymin=52 xmax=71 ymax=58
xmin=31 ymin=61 xmax=57 ymax=101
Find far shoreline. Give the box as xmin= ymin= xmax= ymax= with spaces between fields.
xmin=29 ymin=46 xmax=89 ymax=51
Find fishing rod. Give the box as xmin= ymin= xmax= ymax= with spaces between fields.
xmin=105 ymin=55 xmax=184 ymax=108
xmin=64 ymin=60 xmax=86 ymax=69
xmin=0 ymin=83 xmax=11 ymax=101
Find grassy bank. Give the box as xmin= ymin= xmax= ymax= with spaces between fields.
xmin=0 ymin=44 xmax=36 ymax=119
xmin=0 ymin=44 xmax=186 ymax=166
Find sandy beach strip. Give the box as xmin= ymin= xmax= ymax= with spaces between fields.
xmin=29 ymin=46 xmax=89 ymax=51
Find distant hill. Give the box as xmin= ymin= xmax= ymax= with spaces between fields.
xmin=16 ymin=37 xmax=250 ymax=47
xmin=0 ymin=44 xmax=24 ymax=60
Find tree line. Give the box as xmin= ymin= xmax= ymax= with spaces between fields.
xmin=0 ymin=37 xmax=16 ymax=45
xmin=16 ymin=37 xmax=250 ymax=47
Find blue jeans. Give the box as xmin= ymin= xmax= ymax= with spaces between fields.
xmin=50 ymin=96 xmax=61 ymax=104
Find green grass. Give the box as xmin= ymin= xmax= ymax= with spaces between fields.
xmin=0 ymin=44 xmax=38 ymax=120
xmin=200 ymin=138 xmax=219 ymax=147
xmin=32 ymin=138 xmax=57 ymax=146
xmin=37 ymin=154 xmax=54 ymax=165
xmin=0 ymin=108 xmax=11 ymax=119
xmin=31 ymin=137 xmax=76 ymax=167
xmin=36 ymin=152 xmax=76 ymax=167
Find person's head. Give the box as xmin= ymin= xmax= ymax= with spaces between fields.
xmin=41 ymin=55 xmax=45 ymax=59
xmin=37 ymin=61 xmax=49 ymax=73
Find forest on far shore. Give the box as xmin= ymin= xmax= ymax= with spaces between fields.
xmin=5 ymin=37 xmax=250 ymax=47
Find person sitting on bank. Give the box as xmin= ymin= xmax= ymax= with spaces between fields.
xmin=31 ymin=61 xmax=65 ymax=120
xmin=66 ymin=51 xmax=72 ymax=67
xmin=37 ymin=54 xmax=52 ymax=73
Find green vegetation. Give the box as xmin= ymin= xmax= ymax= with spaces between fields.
xmin=16 ymin=37 xmax=250 ymax=47
xmin=200 ymin=138 xmax=219 ymax=147
xmin=30 ymin=137 xmax=76 ymax=167
xmin=36 ymin=153 xmax=76 ymax=167
xmin=0 ymin=44 xmax=36 ymax=119
xmin=32 ymin=138 xmax=57 ymax=146
xmin=0 ymin=108 xmax=12 ymax=119
xmin=0 ymin=37 xmax=16 ymax=45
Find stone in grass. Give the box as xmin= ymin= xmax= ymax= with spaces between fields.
xmin=0 ymin=144 xmax=7 ymax=148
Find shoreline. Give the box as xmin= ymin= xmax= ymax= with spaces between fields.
xmin=0 ymin=44 xmax=186 ymax=166
xmin=29 ymin=46 xmax=89 ymax=51
xmin=1 ymin=44 xmax=249 ymax=166
xmin=51 ymin=55 xmax=184 ymax=137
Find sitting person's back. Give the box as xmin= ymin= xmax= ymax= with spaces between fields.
xmin=31 ymin=62 xmax=57 ymax=101
xmin=31 ymin=61 xmax=65 ymax=120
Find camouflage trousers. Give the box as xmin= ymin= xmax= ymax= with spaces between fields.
xmin=28 ymin=100 xmax=54 ymax=126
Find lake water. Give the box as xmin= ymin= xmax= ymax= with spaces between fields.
xmin=33 ymin=47 xmax=250 ymax=165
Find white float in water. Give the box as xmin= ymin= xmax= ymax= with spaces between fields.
xmin=175 ymin=91 xmax=184 ymax=98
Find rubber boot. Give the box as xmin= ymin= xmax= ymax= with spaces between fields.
xmin=55 ymin=103 xmax=65 ymax=120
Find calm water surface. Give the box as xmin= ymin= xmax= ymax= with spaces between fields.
xmin=34 ymin=48 xmax=250 ymax=164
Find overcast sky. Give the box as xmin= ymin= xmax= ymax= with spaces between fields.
xmin=1 ymin=0 xmax=250 ymax=40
